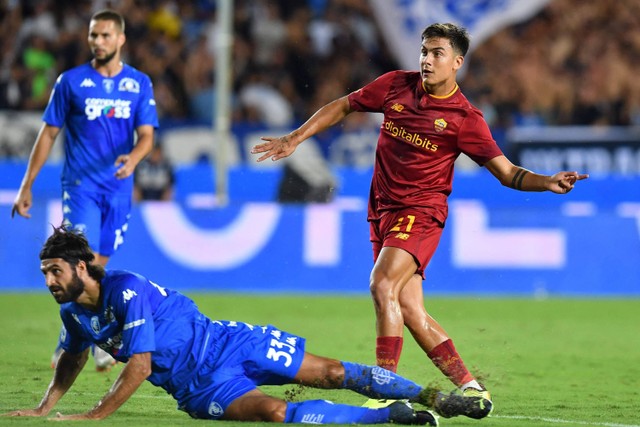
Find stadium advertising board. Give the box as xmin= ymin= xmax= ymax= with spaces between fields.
xmin=1 ymin=164 xmax=638 ymax=296
xmin=509 ymin=126 xmax=640 ymax=176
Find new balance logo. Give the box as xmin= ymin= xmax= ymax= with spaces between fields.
xmin=80 ymin=78 xmax=96 ymax=87
xmin=395 ymin=232 xmax=410 ymax=241
xmin=391 ymin=103 xmax=404 ymax=112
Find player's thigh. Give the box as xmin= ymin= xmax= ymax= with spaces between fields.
xmin=176 ymin=373 xmax=260 ymax=420
xmin=61 ymin=188 xmax=101 ymax=252
xmin=98 ymin=192 xmax=132 ymax=256
xmin=223 ymin=389 xmax=287 ymax=422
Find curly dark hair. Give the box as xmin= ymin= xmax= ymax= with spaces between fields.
xmin=421 ymin=23 xmax=470 ymax=57
xmin=40 ymin=225 xmax=106 ymax=282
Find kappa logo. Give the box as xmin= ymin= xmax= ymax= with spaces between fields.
xmin=122 ymin=289 xmax=138 ymax=303
xmin=391 ymin=103 xmax=405 ymax=112
xmin=434 ymin=118 xmax=447 ymax=132
xmin=80 ymin=78 xmax=96 ymax=88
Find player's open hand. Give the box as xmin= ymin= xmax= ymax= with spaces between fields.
xmin=114 ymin=154 xmax=135 ymax=179
xmin=251 ymin=136 xmax=298 ymax=162
xmin=548 ymin=171 xmax=589 ymax=194
xmin=2 ymin=408 xmax=46 ymax=417
xmin=11 ymin=188 xmax=33 ymax=219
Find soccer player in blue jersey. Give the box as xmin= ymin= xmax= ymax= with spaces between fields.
xmin=10 ymin=10 xmax=159 ymax=371
xmin=3 ymin=227 xmax=491 ymax=424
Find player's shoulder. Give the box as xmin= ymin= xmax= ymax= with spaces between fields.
xmin=55 ymin=63 xmax=93 ymax=85
xmin=379 ymin=70 xmax=420 ymax=86
xmin=101 ymin=270 xmax=152 ymax=305
xmin=121 ymin=63 xmax=152 ymax=82
xmin=103 ymin=270 xmax=149 ymax=292
xmin=449 ymin=87 xmax=483 ymax=115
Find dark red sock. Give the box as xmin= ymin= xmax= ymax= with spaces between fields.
xmin=376 ymin=336 xmax=403 ymax=373
xmin=427 ymin=339 xmax=474 ymax=386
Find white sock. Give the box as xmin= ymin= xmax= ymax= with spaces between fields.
xmin=460 ymin=380 xmax=481 ymax=391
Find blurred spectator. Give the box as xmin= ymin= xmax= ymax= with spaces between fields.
xmin=2 ymin=0 xmax=640 ymax=155
xmin=238 ymin=70 xmax=294 ymax=127
xmin=461 ymin=0 xmax=640 ymax=128
xmin=20 ymin=35 xmax=56 ymax=109
xmin=134 ymin=143 xmax=175 ymax=202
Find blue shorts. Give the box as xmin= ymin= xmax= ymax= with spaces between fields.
xmin=174 ymin=321 xmax=306 ymax=420
xmin=61 ymin=187 xmax=132 ymax=257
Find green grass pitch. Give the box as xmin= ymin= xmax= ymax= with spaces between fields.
xmin=0 ymin=293 xmax=638 ymax=427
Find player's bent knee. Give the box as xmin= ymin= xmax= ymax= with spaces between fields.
xmin=369 ymin=281 xmax=396 ymax=308
xmin=323 ymin=360 xmax=346 ymax=387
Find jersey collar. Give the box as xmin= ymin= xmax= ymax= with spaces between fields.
xmin=423 ymin=82 xmax=459 ymax=99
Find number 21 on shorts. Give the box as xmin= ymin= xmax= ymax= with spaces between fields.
xmin=390 ymin=215 xmax=415 ymax=232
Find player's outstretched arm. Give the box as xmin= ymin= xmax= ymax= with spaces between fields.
xmin=53 ymin=352 xmax=152 ymax=420
xmin=485 ymin=155 xmax=588 ymax=193
xmin=11 ymin=124 xmax=60 ymax=219
xmin=252 ymin=96 xmax=353 ymax=162
xmin=2 ymin=348 xmax=88 ymax=418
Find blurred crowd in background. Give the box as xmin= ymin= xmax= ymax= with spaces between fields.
xmin=1 ymin=0 xmax=640 ymax=138
xmin=463 ymin=0 xmax=640 ymax=129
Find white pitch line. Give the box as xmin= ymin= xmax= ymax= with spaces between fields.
xmin=494 ymin=415 xmax=640 ymax=427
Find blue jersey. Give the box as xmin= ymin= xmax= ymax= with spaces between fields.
xmin=58 ymin=270 xmax=213 ymax=394
xmin=43 ymin=63 xmax=159 ymax=194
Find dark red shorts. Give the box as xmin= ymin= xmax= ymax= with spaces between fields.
xmin=370 ymin=207 xmax=444 ymax=277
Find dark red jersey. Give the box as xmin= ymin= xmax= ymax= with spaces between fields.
xmin=348 ymin=70 xmax=503 ymax=223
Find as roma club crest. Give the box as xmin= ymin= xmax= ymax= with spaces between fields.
xmin=434 ymin=118 xmax=447 ymax=133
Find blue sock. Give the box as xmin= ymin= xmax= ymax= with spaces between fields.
xmin=341 ymin=361 xmax=422 ymax=400
xmin=284 ymin=400 xmax=390 ymax=424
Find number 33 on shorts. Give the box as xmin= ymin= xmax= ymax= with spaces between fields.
xmin=266 ymin=330 xmax=298 ymax=367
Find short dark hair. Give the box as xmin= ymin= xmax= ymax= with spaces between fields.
xmin=40 ymin=225 xmax=106 ymax=282
xmin=421 ymin=23 xmax=470 ymax=57
xmin=91 ymin=9 xmax=125 ymax=33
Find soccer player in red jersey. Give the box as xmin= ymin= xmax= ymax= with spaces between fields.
xmin=252 ymin=23 xmax=588 ymax=414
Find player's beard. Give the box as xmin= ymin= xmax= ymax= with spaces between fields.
xmin=51 ymin=271 xmax=85 ymax=304
xmin=93 ymin=49 xmax=117 ymax=66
